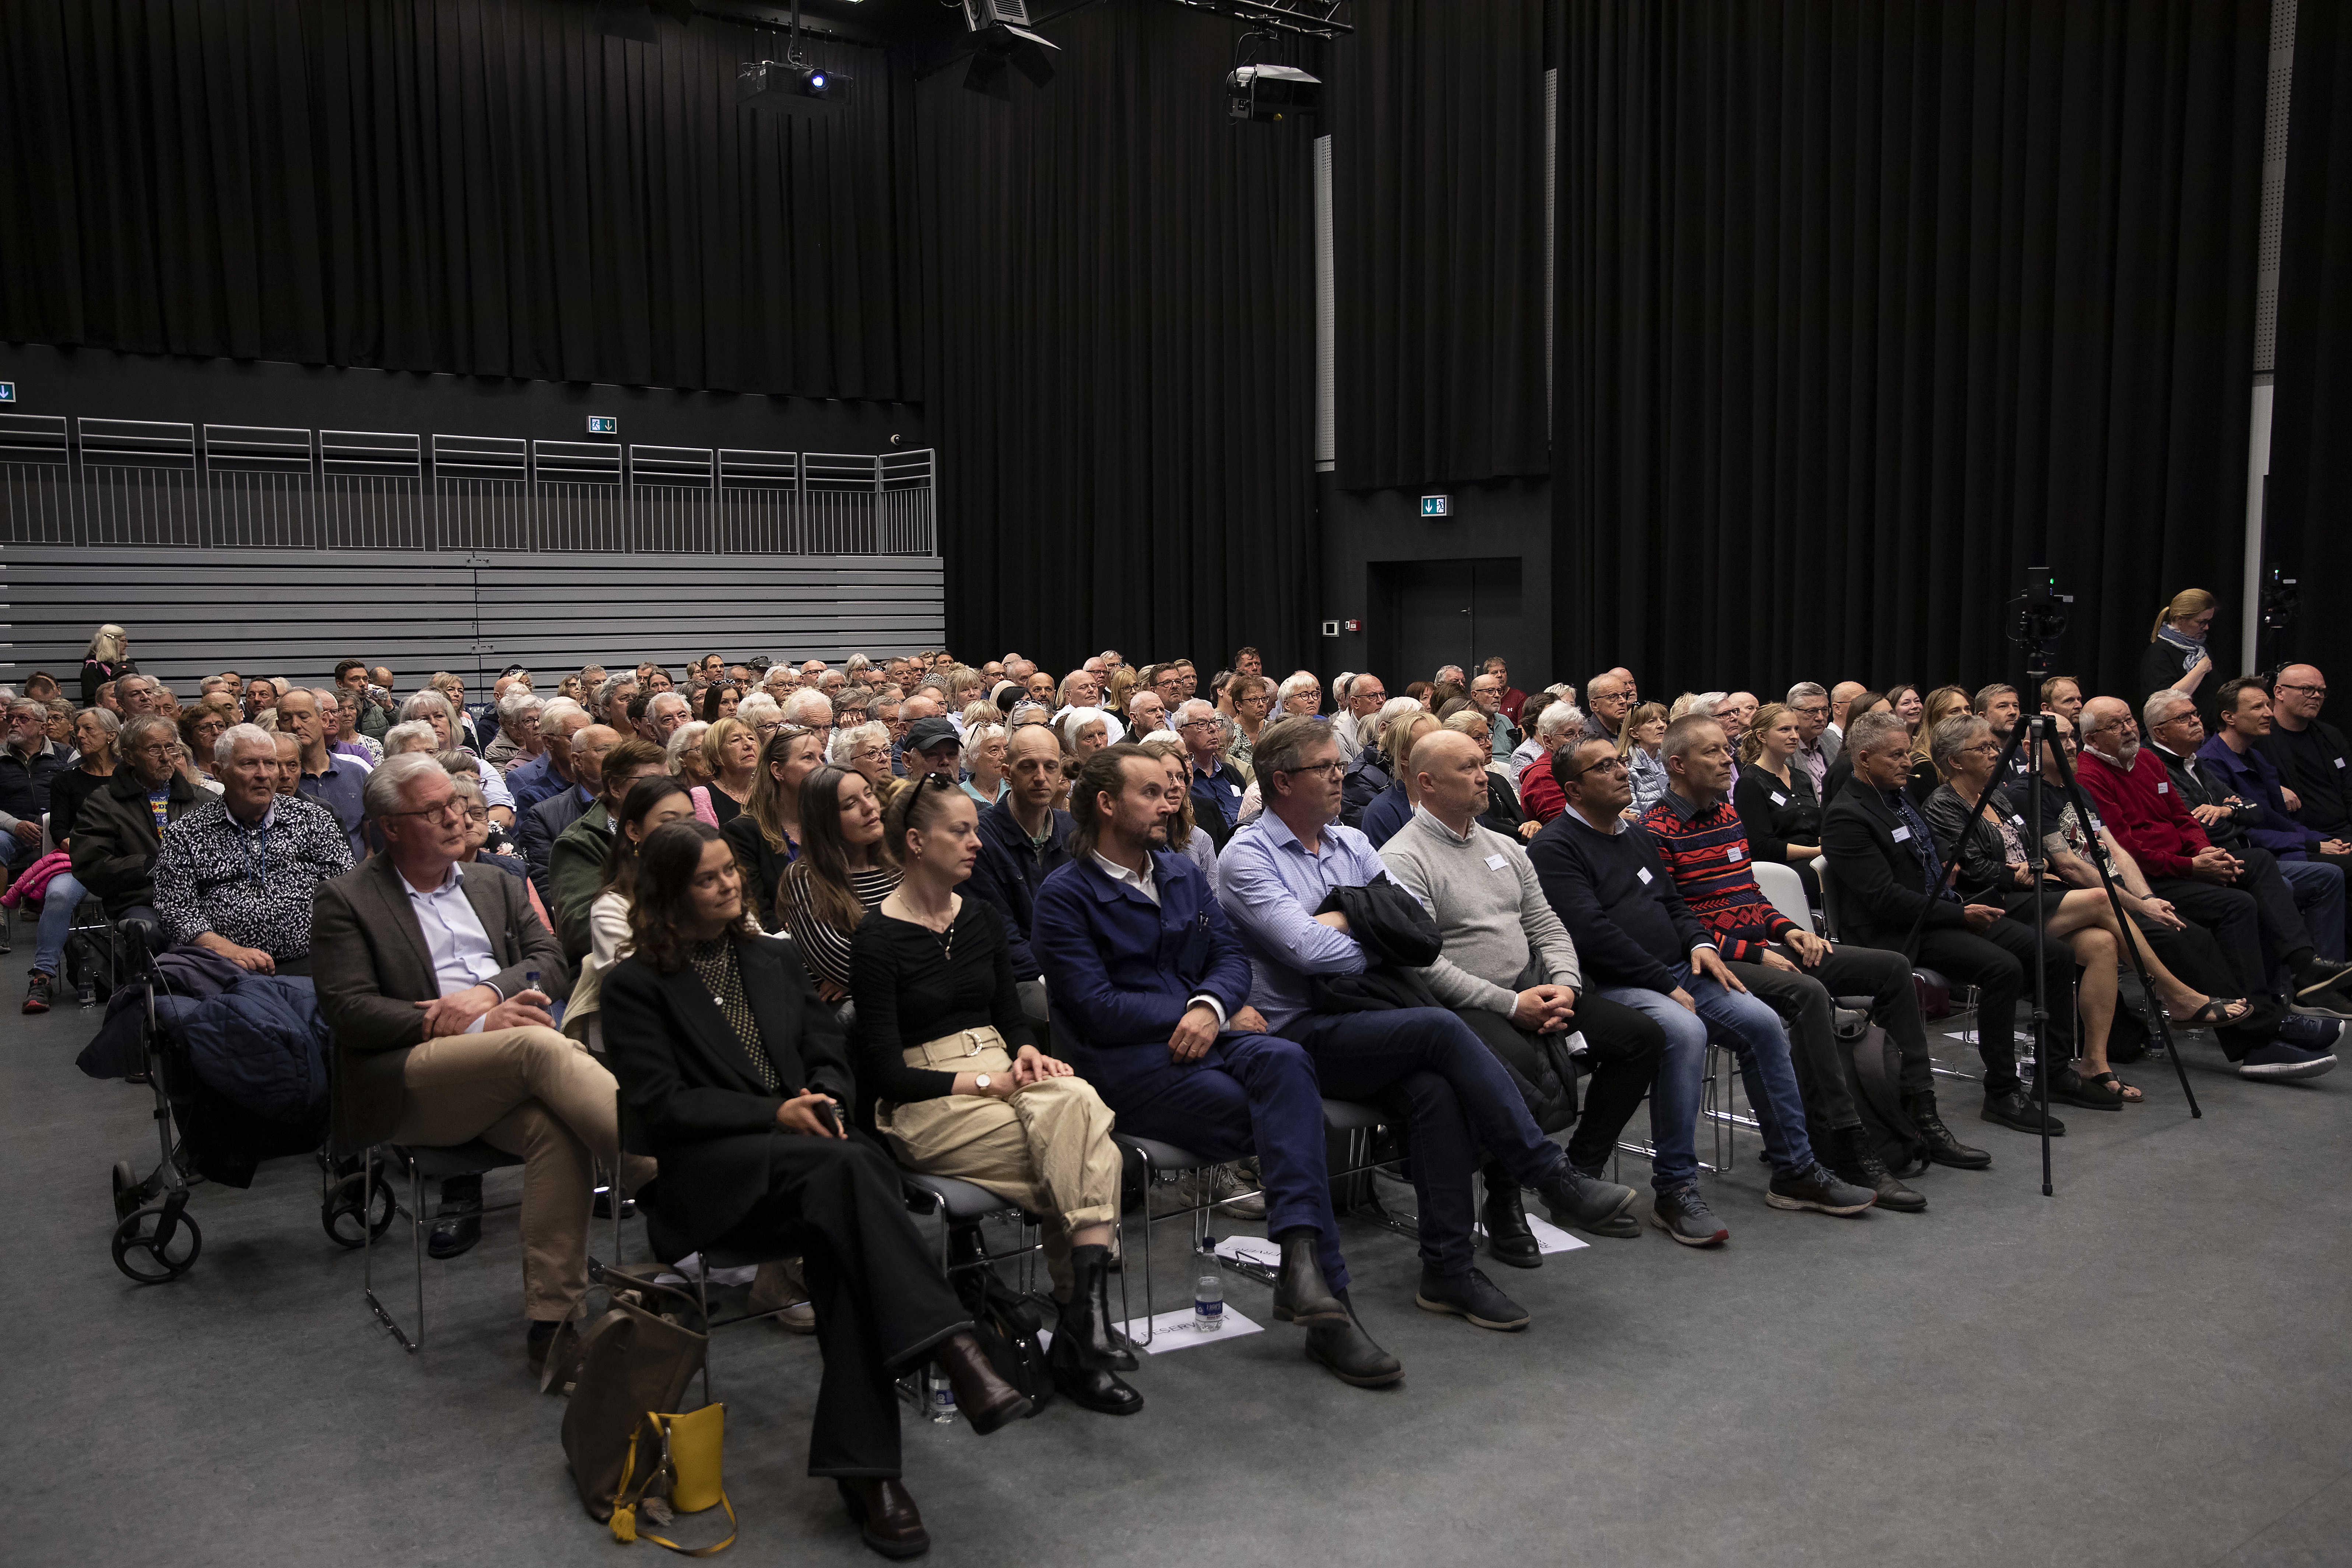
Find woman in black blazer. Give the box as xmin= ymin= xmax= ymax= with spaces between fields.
xmin=1733 ymin=702 xmax=1822 ymax=904
xmin=599 ymin=820 xmax=1031 ymax=1559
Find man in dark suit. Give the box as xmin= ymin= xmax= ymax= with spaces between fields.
xmin=1821 ymin=710 xmax=2076 ymax=1142
xmin=968 ymin=722 xmax=1074 ymax=983
xmin=311 ymin=752 xmax=631 ymax=1376
xmin=520 ymin=722 xmax=617 ymax=904
xmin=1033 ymin=746 xmax=1402 ymax=1389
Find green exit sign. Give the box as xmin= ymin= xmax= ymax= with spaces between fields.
xmin=0 ymin=383 xmax=14 ymax=402
xmin=587 ymin=415 xmax=617 ymax=435
xmin=1421 ymin=494 xmax=1449 ymax=517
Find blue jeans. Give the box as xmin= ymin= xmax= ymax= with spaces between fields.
xmin=1592 ymin=962 xmax=1816 ymax=1193
xmin=2277 ymin=857 xmax=2345 ymax=962
xmin=31 ymin=869 xmax=85 ymax=977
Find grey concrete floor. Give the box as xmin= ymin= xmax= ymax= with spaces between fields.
xmin=6 ymin=993 xmax=2348 ymax=1568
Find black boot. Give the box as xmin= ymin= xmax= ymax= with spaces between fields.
xmin=1270 ymin=1230 xmax=1348 ymax=1325
xmin=1901 ymin=1090 xmax=1991 ymax=1169
xmin=1832 ymin=1125 xmax=1926 ymax=1213
xmin=428 ymin=1173 xmax=484 ymax=1259
xmin=1047 ymin=1314 xmax=1144 ymax=1416
xmin=1479 ymin=1162 xmax=1542 ymax=1269
xmin=1305 ymin=1308 xmax=1404 ymax=1388
xmin=1059 ymin=1245 xmax=1137 ymax=1371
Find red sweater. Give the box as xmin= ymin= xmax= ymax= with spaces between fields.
xmin=2073 ymin=744 xmax=2208 ymax=877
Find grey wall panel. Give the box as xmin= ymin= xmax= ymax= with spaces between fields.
xmin=1 ymin=547 xmax=946 ymax=692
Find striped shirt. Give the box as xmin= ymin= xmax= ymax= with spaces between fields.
xmin=1639 ymin=789 xmax=1794 ymax=962
xmin=777 ymin=862 xmax=902 ymax=993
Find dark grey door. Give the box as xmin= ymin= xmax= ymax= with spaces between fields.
xmin=1369 ymin=556 xmax=1524 ymax=690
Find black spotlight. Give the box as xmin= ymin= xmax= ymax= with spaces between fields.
xmin=959 ymin=0 xmax=1058 ymax=98
xmin=1226 ymin=63 xmax=1320 ymax=122
xmin=738 ymin=57 xmax=854 ymax=111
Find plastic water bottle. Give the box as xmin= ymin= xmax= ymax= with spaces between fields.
xmin=1193 ymin=1249 xmax=1225 ymax=1332
xmin=76 ymin=977 xmax=95 ymax=1008
xmin=924 ymin=1364 xmax=957 ymax=1423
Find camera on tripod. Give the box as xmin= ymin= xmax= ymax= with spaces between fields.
xmin=2011 ymin=565 xmax=2074 ymax=677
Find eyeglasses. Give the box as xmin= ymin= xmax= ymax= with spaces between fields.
xmin=1565 ymin=757 xmax=1630 ymax=782
xmin=852 ymin=746 xmax=891 ymax=762
xmin=462 ymin=806 xmax=490 ymax=823
xmin=2278 ymin=682 xmax=2328 ymax=697
xmin=1178 ymin=718 xmax=1219 ymax=732
xmin=1276 ymin=760 xmax=1346 ymax=780
xmin=386 ymin=798 xmax=466 ymax=823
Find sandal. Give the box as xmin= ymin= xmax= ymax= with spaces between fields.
xmin=2088 ymin=1070 xmax=2142 ymax=1104
xmin=2172 ymin=995 xmax=2251 ymax=1029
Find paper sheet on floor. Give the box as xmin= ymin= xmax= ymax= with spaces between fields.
xmin=1212 ymin=1235 xmax=1282 ymax=1269
xmin=1114 ymin=1306 xmax=1265 ymax=1353
xmin=653 ymin=1253 xmax=760 ymax=1288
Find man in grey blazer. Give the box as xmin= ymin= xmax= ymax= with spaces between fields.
xmin=312 ymin=752 xmax=642 ymax=1375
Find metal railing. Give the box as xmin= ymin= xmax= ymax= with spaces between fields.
xmin=0 ymin=415 xmax=935 ymax=557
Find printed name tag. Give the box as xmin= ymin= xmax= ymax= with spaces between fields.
xmin=1770 ymin=792 xmax=1786 ymax=806
xmin=1484 ymin=853 xmax=1507 ymax=870
xmin=1892 ymin=826 xmax=1912 ymax=843
xmin=2156 ymin=782 xmax=2168 ymax=793
xmin=1637 ymin=867 xmax=1653 ymax=885
xmin=2337 ymin=758 xmax=2345 ymax=770
xmin=1727 ymin=845 xmax=1744 ymax=862
xmin=2011 ymin=814 xmax=2024 ymax=826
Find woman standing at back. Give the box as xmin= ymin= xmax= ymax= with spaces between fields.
xmin=2142 ymin=589 xmax=2218 ymax=704
xmin=80 ymin=624 xmax=136 ymax=709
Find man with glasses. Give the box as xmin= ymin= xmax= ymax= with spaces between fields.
xmin=1785 ymin=682 xmax=1834 ymax=796
xmin=314 ymin=752 xmax=644 ymax=1375
xmin=1479 ymin=656 xmax=1527 ymax=726
xmin=71 ymin=715 xmax=204 ymax=926
xmin=782 ymin=689 xmax=836 ymax=758
xmin=1175 ymin=699 xmax=1246 ymax=849
xmin=1467 ymin=671 xmax=1518 ymax=758
xmin=1147 ymin=661 xmax=1189 ymax=713
xmin=1582 ymin=671 xmax=1636 ymax=747
xmin=641 ymin=690 xmax=690 ymax=748
xmin=506 ymin=700 xmax=589 ymax=816
xmin=2260 ymin=664 xmax=2352 ymax=845
xmin=1217 ymin=718 xmax=1643 ymax=1330
xmin=0 ymin=696 xmax=64 ymax=890
xmin=1330 ymin=672 xmax=1389 ymax=763
xmin=152 ymin=723 xmax=351 ymax=977
xmin=548 ymin=736 xmax=669 ymax=958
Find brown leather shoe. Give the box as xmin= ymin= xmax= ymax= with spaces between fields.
xmin=931 ymin=1330 xmax=1032 ymax=1435
xmin=838 ymin=1477 xmax=930 ymax=1559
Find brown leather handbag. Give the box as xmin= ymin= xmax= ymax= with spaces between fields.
xmin=561 ymin=1269 xmax=710 ymax=1527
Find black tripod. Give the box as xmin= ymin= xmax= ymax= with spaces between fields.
xmin=1910 ymin=573 xmax=2203 ymax=1196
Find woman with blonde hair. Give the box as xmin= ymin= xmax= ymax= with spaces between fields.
xmin=1618 ymin=701 xmax=1670 ymax=816
xmin=1734 ymin=702 xmax=1822 ymax=901
xmin=1100 ymin=664 xmax=1138 ymax=719
xmin=2142 ymin=587 xmax=2218 ymax=701
xmin=1907 ymin=687 xmax=1970 ymax=801
xmin=81 ymin=624 xmax=136 ymax=709
xmin=699 ymin=715 xmax=759 ymax=826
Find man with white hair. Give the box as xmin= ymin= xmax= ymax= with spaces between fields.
xmin=1580 ymin=671 xmax=1635 ymax=747
xmin=1784 ymin=682 xmax=1834 ymax=795
xmin=1514 ymin=702 xmax=1588 ymax=824
xmin=1177 ymin=698 xmax=1247 ymax=849
xmin=1328 ymin=671 xmax=1380 ymax=762
xmin=313 ymin=752 xmax=645 ymax=1375
xmin=782 ymin=687 xmax=835 ymax=753
xmin=150 ymin=724 xmax=352 ymax=974
xmin=0 ymin=695 xmax=63 ymax=888
xmin=70 ymin=714 xmax=204 ymax=926
xmin=1054 ymin=667 xmax=1103 ymax=719
xmin=505 ymin=698 xmax=589 ymax=815
xmin=642 ymin=689 xmax=691 ymax=747
xmin=1275 ymin=671 xmax=1323 ymax=719
xmin=1124 ymin=687 xmax=1169 ymax=735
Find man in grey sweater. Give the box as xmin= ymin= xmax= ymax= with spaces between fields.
xmin=1380 ymin=731 xmax=1668 ymax=1264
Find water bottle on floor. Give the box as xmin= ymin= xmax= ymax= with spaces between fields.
xmin=77 ymin=976 xmax=94 ymax=1008
xmin=1194 ymin=1247 xmax=1224 ymax=1332
xmin=925 ymin=1363 xmax=957 ymax=1423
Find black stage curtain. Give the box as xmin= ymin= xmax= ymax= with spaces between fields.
xmin=1553 ymin=0 xmax=2267 ymax=701
xmin=916 ymin=1 xmax=1316 ymax=674
xmin=0 ymin=0 xmax=914 ymax=400
xmin=1330 ymin=0 xmax=1551 ymax=490
xmin=2266 ymin=0 xmax=2352 ymax=680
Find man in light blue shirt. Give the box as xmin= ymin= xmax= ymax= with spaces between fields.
xmin=1215 ymin=718 xmax=1642 ymax=1334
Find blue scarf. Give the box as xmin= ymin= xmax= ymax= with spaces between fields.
xmin=2156 ymin=622 xmax=2205 ymax=656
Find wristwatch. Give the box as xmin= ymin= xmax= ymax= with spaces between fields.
xmin=973 ymin=1074 xmax=992 ymax=1092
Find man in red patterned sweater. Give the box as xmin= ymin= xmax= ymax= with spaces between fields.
xmin=1644 ymin=714 xmax=1977 ymax=1207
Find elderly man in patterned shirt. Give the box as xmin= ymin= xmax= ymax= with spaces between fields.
xmin=151 ymin=723 xmax=353 ymax=976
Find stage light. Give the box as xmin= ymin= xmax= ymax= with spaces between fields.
xmin=1226 ymin=62 xmax=1320 ymax=122
xmin=958 ymin=0 xmax=1059 ymax=98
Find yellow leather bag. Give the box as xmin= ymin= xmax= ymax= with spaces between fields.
xmin=610 ymin=1402 xmax=735 ymax=1555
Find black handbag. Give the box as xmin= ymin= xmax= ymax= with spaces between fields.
xmin=1833 ymin=1004 xmax=1930 ymax=1177
xmin=951 ymin=1264 xmax=1054 ymax=1416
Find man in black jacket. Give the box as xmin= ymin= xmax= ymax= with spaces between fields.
xmin=0 ymin=697 xmax=64 ymax=887
xmin=968 ymin=723 xmax=1073 ymax=986
xmin=69 ymin=715 xmax=203 ymax=920
xmin=2260 ymin=664 xmax=2352 ymax=841
xmin=1821 ymin=711 xmax=2077 ymax=1139
xmin=520 ymin=723 xmax=616 ymax=904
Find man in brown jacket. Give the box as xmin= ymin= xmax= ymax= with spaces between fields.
xmin=311 ymin=752 xmax=644 ymax=1376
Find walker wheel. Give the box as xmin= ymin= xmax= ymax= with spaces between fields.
xmin=112 ymin=1203 xmax=201 ymax=1284
xmin=322 ymin=1169 xmax=397 ymax=1249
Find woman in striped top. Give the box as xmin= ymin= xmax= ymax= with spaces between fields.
xmin=777 ymin=765 xmax=902 ymax=1004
